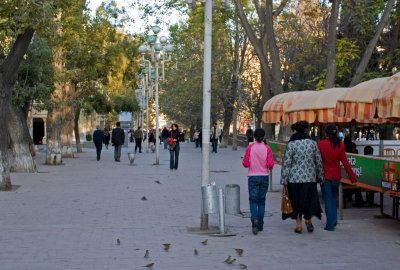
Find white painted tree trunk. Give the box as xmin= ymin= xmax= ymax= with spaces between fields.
xmin=46 ymin=107 xmax=63 ymax=165
xmin=61 ymin=106 xmax=75 ymax=158
xmin=8 ymin=105 xmax=37 ymax=173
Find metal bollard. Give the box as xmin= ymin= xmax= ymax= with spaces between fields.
xmin=218 ymin=187 xmax=225 ymax=234
xmin=269 ymin=169 xmax=274 ymax=192
xmin=201 ymin=185 xmax=218 ymax=214
xmin=225 ymin=184 xmax=240 ymax=215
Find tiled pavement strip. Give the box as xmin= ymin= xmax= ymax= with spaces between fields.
xmin=0 ymin=142 xmax=399 ymax=270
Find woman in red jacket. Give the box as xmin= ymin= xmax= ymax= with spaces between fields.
xmin=318 ymin=124 xmax=357 ymax=231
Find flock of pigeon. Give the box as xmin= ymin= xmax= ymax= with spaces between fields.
xmin=116 ymin=179 xmax=248 ymax=268
xmin=116 ymin=238 xmax=248 ymax=269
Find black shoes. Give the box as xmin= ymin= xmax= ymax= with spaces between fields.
xmin=305 ymin=220 xmax=314 ymax=232
xmin=252 ymin=220 xmax=259 ymax=235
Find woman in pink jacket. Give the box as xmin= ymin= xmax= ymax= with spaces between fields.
xmin=242 ymin=128 xmax=274 ymax=235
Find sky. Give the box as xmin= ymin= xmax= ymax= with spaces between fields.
xmin=86 ymin=0 xmax=186 ymax=37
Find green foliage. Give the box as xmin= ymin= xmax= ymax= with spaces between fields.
xmin=310 ymin=37 xmax=361 ymax=89
xmin=13 ymin=35 xmax=54 ymax=110
xmin=112 ymin=94 xmax=139 ymax=113
xmin=86 ymin=133 xmax=92 ymax=142
xmin=160 ymin=6 xmax=232 ymax=126
xmin=336 ymin=38 xmax=360 ymax=78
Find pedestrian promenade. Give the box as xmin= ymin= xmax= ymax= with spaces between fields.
xmin=0 ymin=143 xmax=399 ymax=270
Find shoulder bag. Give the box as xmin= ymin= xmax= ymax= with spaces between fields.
xmin=281 ymin=185 xmax=293 ymax=215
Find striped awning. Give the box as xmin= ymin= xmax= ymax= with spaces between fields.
xmin=336 ymin=77 xmax=389 ymax=121
xmin=372 ymin=72 xmax=400 ymax=120
xmin=262 ymin=91 xmax=314 ymax=123
xmin=285 ymin=88 xmax=351 ymax=124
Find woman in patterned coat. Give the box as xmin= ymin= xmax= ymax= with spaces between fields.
xmin=281 ymin=121 xmax=324 ymax=233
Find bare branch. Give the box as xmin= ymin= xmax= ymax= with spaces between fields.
xmin=273 ymin=0 xmax=289 ymax=18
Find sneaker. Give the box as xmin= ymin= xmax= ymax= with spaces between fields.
xmin=258 ymin=228 xmax=263 ymax=232
xmin=252 ymin=220 xmax=259 ymax=235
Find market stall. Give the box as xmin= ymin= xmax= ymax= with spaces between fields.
xmin=262 ymin=76 xmax=400 ymax=221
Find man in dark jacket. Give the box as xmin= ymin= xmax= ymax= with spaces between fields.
xmin=93 ymin=125 xmax=104 ymax=161
xmin=111 ymin=122 xmax=125 ymax=162
xmin=246 ymin=124 xmax=254 ymax=145
xmin=161 ymin=127 xmax=170 ymax=149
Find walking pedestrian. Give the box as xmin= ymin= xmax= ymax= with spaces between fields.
xmin=93 ymin=125 xmax=104 ymax=161
xmin=210 ymin=123 xmax=221 ymax=153
xmin=161 ymin=127 xmax=170 ymax=149
xmin=149 ymin=129 xmax=156 ymax=145
xmin=194 ymin=129 xmax=200 ymax=148
xmin=111 ymin=122 xmax=124 ymax=162
xmin=169 ymin=123 xmax=184 ymax=170
xmin=130 ymin=128 xmax=135 ymax=143
xmin=242 ymin=128 xmax=274 ymax=235
xmin=134 ymin=126 xmax=143 ymax=153
xmin=318 ymin=124 xmax=357 ymax=231
xmin=199 ymin=128 xmax=202 ymax=149
xmin=104 ymin=128 xmax=110 ymax=149
xmin=246 ymin=124 xmax=254 ymax=145
xmin=281 ymin=121 xmax=324 ymax=233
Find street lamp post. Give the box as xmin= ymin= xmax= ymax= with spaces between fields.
xmin=139 ymin=26 xmax=174 ymax=165
xmin=187 ymin=0 xmax=230 ymax=230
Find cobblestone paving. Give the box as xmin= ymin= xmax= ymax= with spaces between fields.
xmin=0 ymin=143 xmax=399 ymax=270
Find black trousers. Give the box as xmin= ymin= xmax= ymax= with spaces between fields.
xmin=211 ymin=138 xmax=218 ymax=153
xmin=95 ymin=143 xmax=102 ymax=160
xmin=135 ymin=139 xmax=142 ymax=153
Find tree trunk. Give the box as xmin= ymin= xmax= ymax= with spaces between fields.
xmin=46 ymin=106 xmax=63 ymax=165
xmin=220 ymin=107 xmax=233 ymax=148
xmin=8 ymin=105 xmax=37 ymax=173
xmin=260 ymin=68 xmax=274 ymax=140
xmin=389 ymin=0 xmax=400 ymax=72
xmin=232 ymin=78 xmax=243 ymax=151
xmin=61 ymin=105 xmax=75 ymax=158
xmin=189 ymin=124 xmax=195 ymax=142
xmin=231 ymin=108 xmax=239 ymax=151
xmin=74 ymin=108 xmax=82 ymax=153
xmin=265 ymin=0 xmax=283 ymax=95
xmin=325 ymin=0 xmax=341 ymax=89
xmin=0 ymin=28 xmax=35 ymax=190
xmin=350 ymin=0 xmax=395 ymax=86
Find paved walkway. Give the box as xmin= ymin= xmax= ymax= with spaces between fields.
xmin=1 ymin=143 xmax=399 ymax=270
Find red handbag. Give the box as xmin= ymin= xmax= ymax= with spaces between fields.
xmin=168 ymin=138 xmax=174 ymax=146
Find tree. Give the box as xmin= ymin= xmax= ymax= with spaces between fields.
xmin=350 ymin=0 xmax=395 ymax=86
xmin=234 ymin=0 xmax=288 ymax=137
xmin=8 ymin=35 xmax=54 ymax=172
xmin=0 ymin=0 xmax=67 ymax=189
xmin=161 ymin=8 xmax=230 ymax=129
xmin=325 ymin=0 xmax=341 ymax=88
